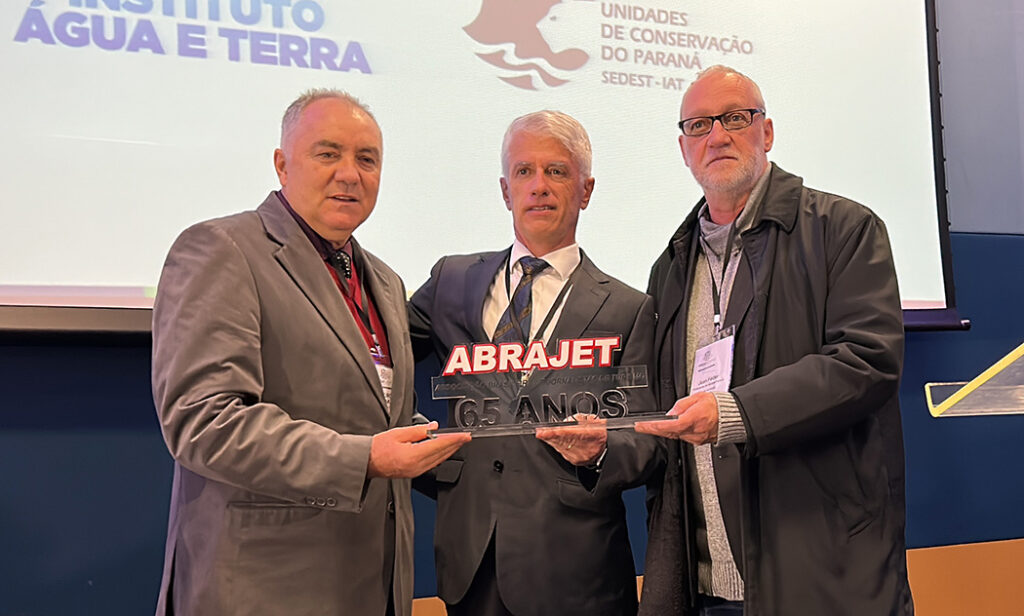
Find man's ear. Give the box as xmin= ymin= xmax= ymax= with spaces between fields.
xmin=500 ymin=177 xmax=512 ymax=211
xmin=273 ymin=149 xmax=288 ymax=185
xmin=678 ymin=135 xmax=692 ymax=168
xmin=579 ymin=177 xmax=595 ymax=210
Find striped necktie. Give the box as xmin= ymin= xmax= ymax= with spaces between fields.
xmin=492 ymin=256 xmax=549 ymax=344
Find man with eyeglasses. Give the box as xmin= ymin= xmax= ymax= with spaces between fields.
xmin=635 ymin=65 xmax=913 ymax=615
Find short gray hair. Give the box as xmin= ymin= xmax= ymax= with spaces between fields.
xmin=501 ymin=110 xmax=593 ymax=179
xmin=280 ymin=88 xmax=377 ymax=147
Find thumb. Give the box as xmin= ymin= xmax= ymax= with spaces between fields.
xmin=668 ymin=396 xmax=700 ymax=417
xmin=393 ymin=421 xmax=438 ymax=443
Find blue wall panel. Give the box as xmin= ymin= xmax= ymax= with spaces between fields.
xmin=901 ymin=233 xmax=1024 ymax=547
xmin=1 ymin=232 xmax=1023 ymax=613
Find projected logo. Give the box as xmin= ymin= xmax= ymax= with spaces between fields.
xmin=464 ymin=0 xmax=589 ymax=91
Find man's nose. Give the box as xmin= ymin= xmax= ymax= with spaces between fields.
xmin=333 ymin=157 xmax=360 ymax=183
xmin=705 ymin=119 xmax=731 ymax=146
xmin=529 ymin=173 xmax=550 ymax=195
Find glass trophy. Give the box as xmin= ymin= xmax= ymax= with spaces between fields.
xmin=925 ymin=341 xmax=1024 ymax=417
xmin=428 ymin=336 xmax=669 ymax=437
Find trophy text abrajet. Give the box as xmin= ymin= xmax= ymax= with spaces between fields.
xmin=430 ymin=336 xmax=663 ymax=437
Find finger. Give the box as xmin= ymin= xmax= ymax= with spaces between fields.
xmin=413 ymin=439 xmax=467 ymax=471
xmin=668 ymin=396 xmax=704 ymax=417
xmin=430 ymin=431 xmax=472 ymax=444
xmin=540 ymin=422 xmax=606 ymax=436
xmin=681 ymin=433 xmax=711 ymax=446
xmin=535 ymin=430 xmax=571 ymax=446
xmin=418 ymin=433 xmax=470 ymax=455
xmin=390 ymin=421 xmax=439 ymax=443
xmin=634 ymin=418 xmax=686 ymax=438
xmin=536 ymin=426 xmax=582 ymax=441
xmin=535 ymin=433 xmax=571 ymax=450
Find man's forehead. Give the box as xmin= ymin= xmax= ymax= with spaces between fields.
xmin=509 ymin=132 xmax=571 ymax=157
xmin=302 ymin=99 xmax=379 ymax=130
xmin=289 ymin=102 xmax=381 ymax=148
xmin=304 ymin=97 xmax=365 ymax=119
xmin=682 ymin=73 xmax=760 ymax=115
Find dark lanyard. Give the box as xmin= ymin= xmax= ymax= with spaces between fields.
xmin=700 ymin=224 xmax=737 ymax=333
xmin=333 ymin=259 xmax=385 ymax=360
xmin=503 ymin=257 xmax=580 ymax=342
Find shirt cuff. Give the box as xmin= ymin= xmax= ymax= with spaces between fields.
xmin=713 ymin=392 xmax=747 ymax=444
xmin=584 ymin=444 xmax=608 ymax=471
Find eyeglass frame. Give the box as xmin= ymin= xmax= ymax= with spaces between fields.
xmin=677 ymin=108 xmax=765 ymax=137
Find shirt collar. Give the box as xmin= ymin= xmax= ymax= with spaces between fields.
xmin=277 ymin=190 xmax=353 ymax=261
xmin=509 ymin=239 xmax=581 ymax=281
xmin=697 ymin=164 xmax=772 ymax=234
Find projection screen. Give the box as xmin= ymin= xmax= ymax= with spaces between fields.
xmin=0 ymin=0 xmax=957 ymax=331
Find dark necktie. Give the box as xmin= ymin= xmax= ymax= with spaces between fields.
xmin=493 ymin=256 xmax=549 ymax=344
xmin=328 ymin=249 xmax=354 ymax=295
xmin=328 ymin=249 xmax=352 ymax=279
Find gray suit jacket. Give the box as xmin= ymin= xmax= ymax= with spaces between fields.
xmin=152 ymin=193 xmax=416 ymax=616
xmin=408 ymin=249 xmax=663 ymax=616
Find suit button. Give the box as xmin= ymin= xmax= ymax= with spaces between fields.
xmin=387 ymin=500 xmax=396 ymax=515
xmin=305 ymin=497 xmax=316 ymax=506
xmin=326 ymin=497 xmax=337 ymax=508
xmin=493 ymin=460 xmax=504 ymax=473
xmin=315 ymin=497 xmax=326 ymax=507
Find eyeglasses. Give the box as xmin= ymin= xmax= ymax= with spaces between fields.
xmin=678 ymin=108 xmax=765 ymax=137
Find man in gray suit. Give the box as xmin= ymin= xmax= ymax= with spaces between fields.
xmin=151 ymin=89 xmax=469 ymax=616
xmin=408 ymin=110 xmax=662 ymax=616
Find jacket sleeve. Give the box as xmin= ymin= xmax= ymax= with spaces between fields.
xmin=733 ymin=207 xmax=904 ymax=456
xmin=590 ymin=293 xmax=667 ymax=496
xmin=407 ymin=257 xmax=447 ymax=499
xmin=408 ymin=257 xmax=446 ymax=363
xmin=152 ymin=222 xmax=373 ymax=511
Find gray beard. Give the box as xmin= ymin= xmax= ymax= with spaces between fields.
xmin=694 ymin=159 xmax=763 ymax=196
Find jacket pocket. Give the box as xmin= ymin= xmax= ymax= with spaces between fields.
xmin=223 ymin=502 xmax=334 ymax=612
xmin=226 ymin=501 xmax=323 ymax=529
xmin=556 ymin=478 xmax=611 ymax=514
xmin=435 ymin=459 xmax=464 ymax=484
xmin=801 ymin=438 xmax=880 ymax=539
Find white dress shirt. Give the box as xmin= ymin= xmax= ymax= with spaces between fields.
xmin=482 ymin=240 xmax=581 ymax=343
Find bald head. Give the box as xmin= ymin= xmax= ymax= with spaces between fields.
xmin=682 ymin=65 xmax=765 ymax=116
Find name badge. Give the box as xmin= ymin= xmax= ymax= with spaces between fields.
xmin=375 ymin=364 xmax=393 ymax=411
xmin=689 ymin=325 xmax=735 ymax=394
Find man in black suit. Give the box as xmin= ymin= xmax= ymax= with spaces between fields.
xmin=408 ymin=110 xmax=662 ymax=616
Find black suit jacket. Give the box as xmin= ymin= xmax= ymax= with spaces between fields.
xmin=409 ymin=248 xmax=662 ymax=616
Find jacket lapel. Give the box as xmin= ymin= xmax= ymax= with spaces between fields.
xmin=351 ymin=240 xmax=401 ymax=420
xmin=466 ymin=249 xmax=508 ymax=342
xmin=723 ymin=253 xmax=753 ymax=333
xmin=655 ymin=208 xmax=700 ymax=364
xmin=258 ymin=195 xmax=389 ymax=419
xmin=654 ymin=255 xmax=687 ymax=357
xmin=546 ymin=251 xmax=608 ymax=351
